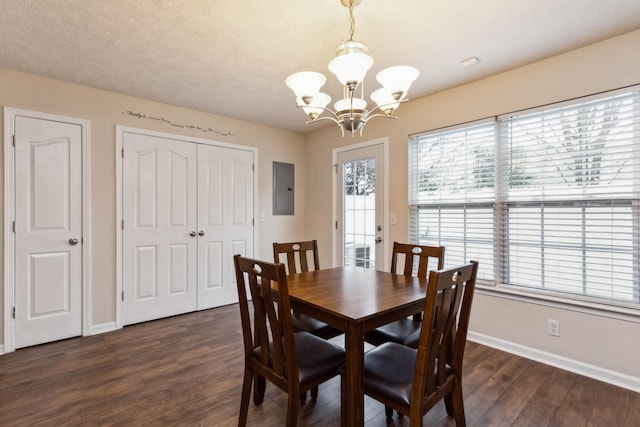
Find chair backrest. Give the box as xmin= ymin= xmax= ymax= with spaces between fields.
xmin=233 ymin=254 xmax=299 ymax=386
xmin=411 ymin=260 xmax=479 ymax=409
xmin=273 ymin=240 xmax=320 ymax=274
xmin=390 ymin=242 xmax=445 ymax=279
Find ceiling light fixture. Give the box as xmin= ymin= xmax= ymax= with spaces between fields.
xmin=285 ymin=0 xmax=419 ymax=137
xmin=460 ymin=56 xmax=480 ymax=67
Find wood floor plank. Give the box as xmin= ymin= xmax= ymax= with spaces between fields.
xmin=461 ymin=353 xmax=531 ymax=425
xmin=588 ymin=383 xmax=631 ymax=427
xmin=550 ymin=375 xmax=603 ymax=427
xmin=511 ymin=366 xmax=577 ymax=427
xmin=1 ymin=304 xmax=638 ymax=427
xmin=623 ymin=392 xmax=640 ymax=427
xmin=474 ymin=360 xmax=553 ymax=426
xmin=461 ymin=344 xmax=514 ymax=398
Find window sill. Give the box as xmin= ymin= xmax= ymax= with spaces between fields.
xmin=475 ymin=282 xmax=640 ymax=323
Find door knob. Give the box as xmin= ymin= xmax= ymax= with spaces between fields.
xmin=375 ymin=237 xmax=382 ymax=243
xmin=69 ymin=238 xmax=79 ymax=245
xmin=198 ymin=230 xmax=205 ymax=236
xmin=190 ymin=231 xmax=197 ymax=237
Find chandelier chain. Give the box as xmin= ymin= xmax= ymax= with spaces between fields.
xmin=348 ymin=1 xmax=355 ymax=41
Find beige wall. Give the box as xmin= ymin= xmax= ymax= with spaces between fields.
xmin=0 ymin=67 xmax=307 ymax=341
xmin=305 ymin=29 xmax=640 ymax=383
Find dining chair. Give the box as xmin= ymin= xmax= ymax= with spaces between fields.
xmin=364 ymin=242 xmax=445 ymax=347
xmin=351 ymin=260 xmax=479 ymax=426
xmin=234 ymin=254 xmax=346 ymax=427
xmin=273 ymin=240 xmax=342 ymax=340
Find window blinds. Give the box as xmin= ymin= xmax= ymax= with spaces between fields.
xmin=409 ymin=88 xmax=640 ymax=306
xmin=500 ymin=90 xmax=640 ymax=303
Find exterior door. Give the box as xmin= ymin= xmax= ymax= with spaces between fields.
xmin=197 ymin=144 xmax=254 ymax=309
xmin=122 ymin=132 xmax=198 ymax=325
xmin=13 ymin=115 xmax=83 ymax=348
xmin=336 ymin=142 xmax=385 ymax=270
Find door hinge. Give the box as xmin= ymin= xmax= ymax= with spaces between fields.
xmin=121 ymin=148 xmax=124 ymax=158
xmin=12 ymin=307 xmax=16 ymax=318
xmin=121 ymin=220 xmax=124 ymax=230
xmin=252 ymin=163 xmax=255 ymax=172
xmin=13 ymin=134 xmax=16 ymax=147
xmin=334 ymin=164 xmax=337 ymax=173
xmin=121 ymin=291 xmax=124 ymax=301
xmin=335 ymin=220 xmax=338 ymax=229
xmin=12 ymin=221 xmax=15 ymax=233
xmin=252 ymin=218 xmax=255 ymax=226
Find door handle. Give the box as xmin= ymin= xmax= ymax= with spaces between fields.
xmin=69 ymin=238 xmax=79 ymax=245
xmin=375 ymin=237 xmax=382 ymax=243
xmin=198 ymin=230 xmax=205 ymax=236
xmin=190 ymin=231 xmax=197 ymax=237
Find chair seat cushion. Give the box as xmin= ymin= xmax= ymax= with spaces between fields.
xmin=294 ymin=331 xmax=346 ymax=384
xmin=362 ymin=342 xmax=417 ymax=406
xmin=364 ymin=318 xmax=422 ymax=347
xmin=255 ymin=331 xmax=345 ymax=384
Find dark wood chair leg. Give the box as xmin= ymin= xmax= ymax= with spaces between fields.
xmin=444 ymin=391 xmax=454 ymax=416
xmin=238 ymin=369 xmax=253 ymax=426
xmin=286 ymin=392 xmax=300 ymax=427
xmin=310 ymin=386 xmax=319 ymax=399
xmin=446 ymin=383 xmax=466 ymax=427
xmin=299 ymin=391 xmax=307 ymax=402
xmin=385 ymin=406 xmax=394 ymax=417
xmin=253 ymin=374 xmax=266 ymax=405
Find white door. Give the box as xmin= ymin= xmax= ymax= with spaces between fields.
xmin=122 ymin=132 xmax=198 ymax=325
xmin=197 ymin=144 xmax=254 ymax=309
xmin=13 ymin=116 xmax=83 ymax=348
xmin=336 ymin=143 xmax=385 ymax=270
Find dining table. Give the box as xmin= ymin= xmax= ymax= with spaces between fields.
xmin=283 ymin=266 xmax=429 ymax=427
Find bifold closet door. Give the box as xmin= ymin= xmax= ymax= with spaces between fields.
xmin=122 ymin=132 xmax=197 ymax=325
xmin=196 ymin=144 xmax=254 ymax=309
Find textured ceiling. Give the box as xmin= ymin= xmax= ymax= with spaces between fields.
xmin=0 ymin=0 xmax=639 ymax=134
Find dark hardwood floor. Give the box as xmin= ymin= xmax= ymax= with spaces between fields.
xmin=1 ymin=305 xmax=638 ymax=426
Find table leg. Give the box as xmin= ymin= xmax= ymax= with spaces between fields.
xmin=342 ymin=323 xmax=364 ymax=427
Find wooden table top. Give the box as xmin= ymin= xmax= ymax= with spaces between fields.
xmin=284 ymin=266 xmax=428 ymax=329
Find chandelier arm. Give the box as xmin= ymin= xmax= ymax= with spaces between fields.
xmin=365 ymin=97 xmax=411 ymax=118
xmin=294 ymin=104 xmax=343 ymax=123
xmin=306 ymin=115 xmax=342 ymax=127
xmin=364 ymin=113 xmax=399 ymax=123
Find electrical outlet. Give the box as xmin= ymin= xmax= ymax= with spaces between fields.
xmin=547 ymin=319 xmax=560 ymax=337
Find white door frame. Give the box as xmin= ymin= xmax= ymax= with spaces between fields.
xmin=3 ymin=107 xmax=92 ymax=354
xmin=114 ymin=125 xmax=258 ymax=329
xmin=332 ymin=138 xmax=389 ymax=269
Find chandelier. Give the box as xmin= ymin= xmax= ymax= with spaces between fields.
xmin=286 ymin=0 xmax=419 ymax=137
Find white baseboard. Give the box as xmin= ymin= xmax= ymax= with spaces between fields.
xmin=0 ymin=344 xmax=4 ymax=355
xmin=90 ymin=322 xmax=118 ymax=335
xmin=467 ymin=331 xmax=640 ymax=393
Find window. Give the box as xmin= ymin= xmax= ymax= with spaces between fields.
xmin=409 ymin=89 xmax=640 ymax=306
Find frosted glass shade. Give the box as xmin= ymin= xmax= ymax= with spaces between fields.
xmin=285 ymin=71 xmax=327 ymax=98
xmin=376 ymin=66 xmax=419 ymax=98
xmin=334 ymin=97 xmax=367 ymax=112
xmin=371 ymin=89 xmax=400 ymax=112
xmin=328 ymin=52 xmax=373 ymax=85
xmin=298 ymin=92 xmax=331 ymax=117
